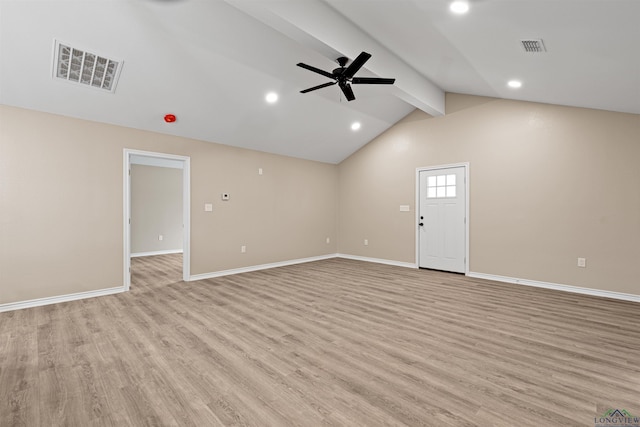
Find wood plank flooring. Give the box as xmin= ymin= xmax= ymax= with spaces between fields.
xmin=1 ymin=255 xmax=639 ymax=426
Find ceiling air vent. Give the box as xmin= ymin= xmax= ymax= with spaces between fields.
xmin=52 ymin=40 xmax=123 ymax=92
xmin=520 ymin=39 xmax=546 ymax=53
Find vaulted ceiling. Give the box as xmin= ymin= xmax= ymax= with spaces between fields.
xmin=1 ymin=0 xmax=638 ymax=163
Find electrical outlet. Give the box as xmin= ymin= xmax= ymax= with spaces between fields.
xmin=364 ymin=239 xmax=369 ymax=246
xmin=326 ymin=237 xmax=330 ymax=244
xmin=258 ymin=168 xmax=263 ymax=175
xmin=241 ymin=245 xmax=246 ymax=253
xmin=158 ymin=235 xmax=163 ymax=241
xmin=577 ymin=257 xmax=586 ymax=268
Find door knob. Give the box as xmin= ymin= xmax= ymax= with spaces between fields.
xmin=419 ymin=223 xmax=424 ymax=226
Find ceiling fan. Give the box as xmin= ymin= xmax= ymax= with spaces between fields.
xmin=297 ymin=51 xmax=395 ymax=101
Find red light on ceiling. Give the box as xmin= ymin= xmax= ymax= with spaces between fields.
xmin=164 ymin=114 xmax=176 ymax=123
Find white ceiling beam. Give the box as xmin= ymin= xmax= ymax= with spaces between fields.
xmin=224 ymin=0 xmax=445 ymax=116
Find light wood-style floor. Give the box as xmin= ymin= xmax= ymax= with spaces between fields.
xmin=1 ymin=255 xmax=639 ymax=426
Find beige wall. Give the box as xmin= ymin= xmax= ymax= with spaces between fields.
xmin=2 ymin=93 xmax=639 ymax=305
xmin=131 ymin=165 xmax=183 ymax=254
xmin=0 ymin=105 xmax=338 ymax=304
xmin=338 ymin=93 xmax=640 ymax=294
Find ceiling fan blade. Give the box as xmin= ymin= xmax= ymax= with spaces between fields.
xmin=296 ymin=62 xmax=334 ymax=79
xmin=340 ymin=83 xmax=356 ymax=101
xmin=300 ymin=81 xmax=337 ymax=94
xmin=342 ymin=52 xmax=371 ymax=79
xmin=351 ymin=77 xmax=396 ymax=85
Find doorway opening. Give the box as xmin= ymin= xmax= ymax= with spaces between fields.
xmin=416 ymin=163 xmax=469 ymax=274
xmin=123 ymin=149 xmax=190 ymax=290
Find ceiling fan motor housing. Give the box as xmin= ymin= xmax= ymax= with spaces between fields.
xmin=333 ymin=67 xmax=347 ymax=78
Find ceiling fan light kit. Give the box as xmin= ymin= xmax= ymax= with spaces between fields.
xmin=297 ymin=51 xmax=395 ymax=101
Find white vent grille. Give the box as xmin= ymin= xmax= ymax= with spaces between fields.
xmin=520 ymin=39 xmax=546 ymax=53
xmin=53 ymin=40 xmax=123 ymax=92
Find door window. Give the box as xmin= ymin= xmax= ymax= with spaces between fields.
xmin=426 ymin=174 xmax=456 ymax=198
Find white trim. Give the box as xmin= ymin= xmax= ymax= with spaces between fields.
xmin=4 ymin=261 xmax=634 ymax=312
xmin=130 ymin=155 xmax=184 ymax=169
xmin=123 ymin=149 xmax=130 ymax=289
xmin=124 ymin=149 xmax=191 ymax=289
xmin=337 ymin=254 xmax=417 ymax=269
xmin=468 ymin=272 xmax=640 ymax=303
xmin=415 ymin=162 xmax=470 ymax=274
xmin=131 ymin=249 xmax=183 ymax=258
xmin=0 ymin=286 xmax=126 ymax=313
xmin=182 ymin=158 xmax=191 ymax=281
xmin=190 ymin=254 xmax=337 ymax=281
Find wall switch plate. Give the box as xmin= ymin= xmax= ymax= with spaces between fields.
xmin=577 ymin=257 xmax=586 ymax=268
xmin=258 ymin=168 xmax=263 ymax=175
xmin=364 ymin=239 xmax=369 ymax=246
xmin=399 ymin=205 xmax=410 ymax=212
xmin=204 ymin=203 xmax=213 ymax=212
xmin=326 ymin=237 xmax=330 ymax=244
xmin=221 ymin=193 xmax=230 ymax=201
xmin=241 ymin=245 xmax=246 ymax=253
xmin=158 ymin=235 xmax=163 ymax=241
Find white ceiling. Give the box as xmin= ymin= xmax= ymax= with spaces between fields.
xmin=1 ymin=0 xmax=638 ymax=164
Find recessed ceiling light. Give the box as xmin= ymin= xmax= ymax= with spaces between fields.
xmin=450 ymin=1 xmax=469 ymax=14
xmin=265 ymin=92 xmax=278 ymax=103
xmin=351 ymin=122 xmax=361 ymax=131
xmin=508 ymin=80 xmax=522 ymax=89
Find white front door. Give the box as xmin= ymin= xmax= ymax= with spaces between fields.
xmin=418 ymin=166 xmax=466 ymax=273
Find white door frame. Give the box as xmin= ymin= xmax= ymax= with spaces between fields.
xmin=415 ymin=162 xmax=470 ymax=274
xmin=123 ymin=149 xmax=191 ymax=289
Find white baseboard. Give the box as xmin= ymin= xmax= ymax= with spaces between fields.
xmin=131 ymin=249 xmax=183 ymax=258
xmin=337 ymin=254 xmax=417 ymax=269
xmin=189 ymin=254 xmax=338 ymax=281
xmin=0 ymin=286 xmax=126 ymax=313
xmin=468 ymin=272 xmax=640 ymax=303
xmin=7 ymin=258 xmax=633 ymax=313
